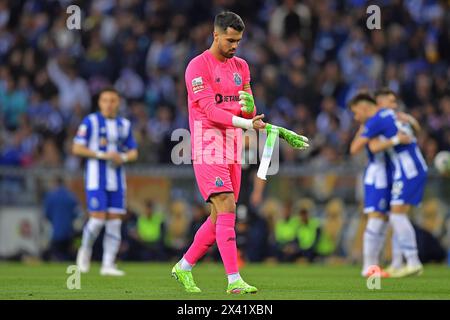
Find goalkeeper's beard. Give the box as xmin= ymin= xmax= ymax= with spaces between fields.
xmin=219 ymin=45 xmax=235 ymax=59
xmin=225 ymin=50 xmax=235 ymax=58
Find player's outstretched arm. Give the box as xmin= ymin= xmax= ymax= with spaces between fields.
xmin=368 ymin=132 xmax=412 ymax=153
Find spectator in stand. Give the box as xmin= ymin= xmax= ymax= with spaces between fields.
xmin=44 ymin=176 xmax=80 ymax=261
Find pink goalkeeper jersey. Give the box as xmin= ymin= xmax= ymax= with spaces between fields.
xmin=185 ymin=49 xmax=255 ymax=164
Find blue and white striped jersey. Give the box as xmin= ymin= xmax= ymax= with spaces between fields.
xmin=361 ymin=108 xmax=427 ymax=182
xmin=74 ymin=112 xmax=137 ymax=192
xmin=362 ymin=144 xmax=393 ymax=189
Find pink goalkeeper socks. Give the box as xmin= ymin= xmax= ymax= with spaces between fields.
xmin=183 ymin=213 xmax=239 ymax=275
xmin=184 ymin=216 xmax=216 ymax=265
xmin=216 ymin=213 xmax=238 ymax=275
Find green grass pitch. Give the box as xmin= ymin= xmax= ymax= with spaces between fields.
xmin=1 ymin=262 xmax=449 ymax=300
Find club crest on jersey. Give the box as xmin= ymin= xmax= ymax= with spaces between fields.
xmin=215 ymin=177 xmax=224 ymax=187
xmin=192 ymin=76 xmax=205 ymax=93
xmin=233 ymin=73 xmax=242 ymax=86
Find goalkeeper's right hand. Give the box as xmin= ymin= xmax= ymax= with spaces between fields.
xmin=266 ymin=124 xmax=309 ymax=150
xmin=251 ymin=114 xmax=266 ymax=130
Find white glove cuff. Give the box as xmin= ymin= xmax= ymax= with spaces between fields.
xmin=232 ymin=116 xmax=253 ymax=129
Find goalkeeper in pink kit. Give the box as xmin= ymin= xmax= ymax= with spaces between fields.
xmin=172 ymin=11 xmax=309 ymax=294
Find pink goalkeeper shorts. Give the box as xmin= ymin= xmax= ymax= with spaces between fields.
xmin=193 ymin=162 xmax=241 ymax=203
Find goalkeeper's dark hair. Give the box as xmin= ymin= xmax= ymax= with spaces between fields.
xmin=348 ymin=92 xmax=377 ymax=108
xmin=374 ymin=87 xmax=397 ymax=99
xmin=214 ymin=11 xmax=245 ymax=32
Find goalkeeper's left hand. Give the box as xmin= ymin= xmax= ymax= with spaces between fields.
xmin=266 ymin=124 xmax=309 ymax=150
xmin=239 ymin=91 xmax=255 ymax=114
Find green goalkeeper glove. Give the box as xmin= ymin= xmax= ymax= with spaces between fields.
xmin=266 ymin=123 xmax=309 ymax=150
xmin=238 ymin=91 xmax=255 ymax=114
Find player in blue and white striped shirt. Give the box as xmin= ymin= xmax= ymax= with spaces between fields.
xmin=350 ymin=93 xmax=426 ymax=278
xmin=350 ymin=94 xmax=402 ymax=278
xmin=73 ymin=88 xmax=138 ymax=276
xmin=374 ymin=88 xmax=423 ymax=277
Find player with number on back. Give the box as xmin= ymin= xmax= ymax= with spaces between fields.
xmin=171 ymin=11 xmax=308 ymax=294
xmin=73 ymin=88 xmax=138 ymax=276
xmin=349 ymin=93 xmax=426 ymax=278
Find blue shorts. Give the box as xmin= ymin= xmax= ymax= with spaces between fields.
xmin=86 ymin=189 xmax=126 ymax=214
xmin=390 ymin=173 xmax=427 ymax=207
xmin=364 ymin=184 xmax=391 ymax=214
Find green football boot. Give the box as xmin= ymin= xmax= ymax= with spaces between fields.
xmin=226 ymin=279 xmax=258 ymax=295
xmin=171 ymin=263 xmax=201 ymax=293
xmin=394 ymin=264 xmax=424 ymax=278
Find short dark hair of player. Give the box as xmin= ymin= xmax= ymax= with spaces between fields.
xmin=374 ymin=87 xmax=397 ymax=99
xmin=348 ymin=93 xmax=377 ymax=108
xmin=214 ymin=11 xmax=245 ymax=32
xmin=99 ymin=87 xmax=120 ymax=97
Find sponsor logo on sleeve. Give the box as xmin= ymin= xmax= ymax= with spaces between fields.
xmin=77 ymin=124 xmax=87 ymax=137
xmin=192 ymin=77 xmax=205 ymax=93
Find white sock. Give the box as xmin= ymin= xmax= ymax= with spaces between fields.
xmin=227 ymin=272 xmax=241 ymax=284
xmin=389 ymin=214 xmax=421 ymax=268
xmin=179 ymin=257 xmax=193 ymax=271
xmin=391 ymin=232 xmax=404 ymax=269
xmin=102 ymin=219 xmax=122 ymax=268
xmin=81 ymin=217 xmax=105 ymax=250
xmin=362 ymin=217 xmax=387 ymax=273
xmin=375 ymin=220 xmax=388 ymax=261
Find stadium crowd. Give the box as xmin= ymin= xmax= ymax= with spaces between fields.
xmin=0 ymin=0 xmax=449 ymax=169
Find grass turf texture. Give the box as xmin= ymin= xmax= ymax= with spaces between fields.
xmin=1 ymin=262 xmax=449 ymax=300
